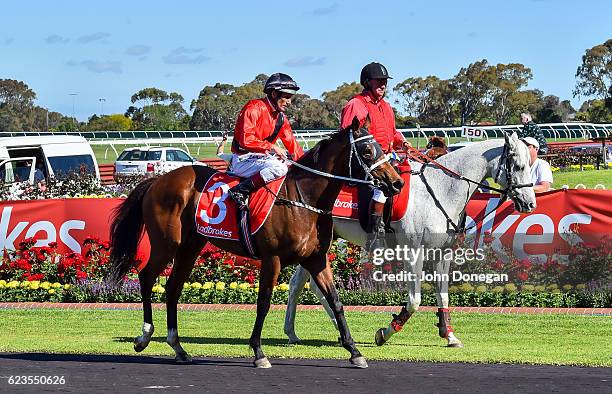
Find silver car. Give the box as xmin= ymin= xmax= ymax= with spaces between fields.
xmin=114 ymin=146 xmax=196 ymax=180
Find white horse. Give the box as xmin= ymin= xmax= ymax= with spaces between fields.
xmin=284 ymin=132 xmax=536 ymax=347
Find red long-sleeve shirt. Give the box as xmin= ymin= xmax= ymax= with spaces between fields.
xmin=341 ymin=91 xmax=406 ymax=152
xmin=232 ymin=98 xmax=304 ymax=160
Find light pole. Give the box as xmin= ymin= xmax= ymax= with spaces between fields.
xmin=69 ymin=93 xmax=78 ymax=128
xmin=99 ymin=98 xmax=106 ymax=116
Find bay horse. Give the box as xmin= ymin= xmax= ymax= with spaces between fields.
xmin=425 ymin=136 xmax=448 ymax=159
xmin=108 ymin=117 xmax=404 ymax=369
xmin=285 ymin=132 xmax=536 ymax=347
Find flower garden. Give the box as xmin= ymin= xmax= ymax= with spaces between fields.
xmin=0 ymin=170 xmax=610 ymax=308
xmin=1 ymin=231 xmax=610 ymax=307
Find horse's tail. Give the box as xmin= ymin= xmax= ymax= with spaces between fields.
xmin=108 ymin=177 xmax=157 ymax=284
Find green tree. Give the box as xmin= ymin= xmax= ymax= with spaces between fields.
xmin=394 ymin=76 xmax=457 ymax=126
xmin=86 ymin=114 xmax=133 ymax=131
xmin=505 ymin=89 xmax=544 ymax=124
xmin=575 ymin=99 xmax=612 ymax=122
xmin=536 ymin=95 xmax=576 ymax=123
xmin=0 ymin=79 xmax=38 ymax=132
xmin=0 ymin=79 xmax=36 ymax=110
xmin=189 ymin=75 xmax=266 ymax=131
xmin=286 ymin=94 xmax=336 ymax=129
xmin=321 ymin=82 xmax=362 ymax=121
xmin=451 ymin=59 xmax=492 ymax=125
xmin=574 ymin=38 xmax=612 ymax=100
xmin=485 ymin=63 xmax=533 ymax=124
xmin=126 ymin=88 xmax=188 ymax=130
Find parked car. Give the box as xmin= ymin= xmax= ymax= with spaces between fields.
xmin=114 ymin=146 xmax=197 ymax=180
xmin=0 ymin=135 xmax=99 ymax=185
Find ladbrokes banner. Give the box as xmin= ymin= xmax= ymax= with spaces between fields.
xmin=465 ymin=189 xmax=611 ymax=262
xmin=1 ymin=190 xmax=610 ymax=262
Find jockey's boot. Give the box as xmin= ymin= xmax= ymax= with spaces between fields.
xmin=228 ymin=174 xmax=265 ymax=209
xmin=364 ymin=201 xmax=386 ymax=254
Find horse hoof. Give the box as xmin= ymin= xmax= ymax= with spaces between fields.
xmin=375 ymin=328 xmax=386 ymax=346
xmin=175 ymin=352 xmax=193 ymax=364
xmin=134 ymin=341 xmax=147 ymax=352
xmin=447 ymin=341 xmax=464 ymax=348
xmin=286 ymin=335 xmax=302 ymax=345
xmin=254 ymin=357 xmax=272 ymax=369
xmin=350 ymin=356 xmax=368 ymax=369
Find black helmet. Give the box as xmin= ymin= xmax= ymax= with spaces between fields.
xmin=264 ymin=73 xmax=300 ymax=95
xmin=360 ymin=62 xmax=392 ymax=87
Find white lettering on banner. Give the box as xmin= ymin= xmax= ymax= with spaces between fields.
xmin=513 ymin=214 xmax=554 ymax=262
xmin=334 ymin=199 xmax=358 ymax=209
xmin=199 ymin=182 xmax=230 ymax=225
xmin=0 ymin=207 xmax=28 ymax=249
xmin=558 ymin=214 xmax=592 ymax=246
xmin=0 ymin=206 xmax=85 ymax=253
xmin=25 ymin=221 xmax=56 ymax=247
xmin=60 ymin=220 xmax=86 ymax=253
xmin=466 ymin=200 xmax=594 ymax=263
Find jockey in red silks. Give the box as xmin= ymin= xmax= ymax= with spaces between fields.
xmin=340 ymin=62 xmax=411 ymax=252
xmin=228 ymin=73 xmax=304 ymax=207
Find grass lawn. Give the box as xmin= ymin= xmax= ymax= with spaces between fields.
xmin=0 ymin=309 xmax=609 ymax=367
xmin=552 ymin=169 xmax=611 ymax=189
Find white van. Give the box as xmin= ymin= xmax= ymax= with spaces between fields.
xmin=0 ymin=135 xmax=100 ymax=186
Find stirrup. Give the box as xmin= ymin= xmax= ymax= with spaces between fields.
xmin=228 ymin=189 xmax=249 ymax=208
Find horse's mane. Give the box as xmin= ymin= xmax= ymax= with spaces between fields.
xmin=295 ymin=131 xmax=339 ymax=168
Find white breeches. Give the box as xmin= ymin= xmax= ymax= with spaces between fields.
xmin=230 ymin=153 xmax=288 ymax=183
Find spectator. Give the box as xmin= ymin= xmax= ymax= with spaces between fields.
xmin=518 ymin=113 xmax=548 ymax=154
xmin=216 ymin=131 xmax=233 ymax=163
xmin=521 ymin=137 xmax=553 ymax=192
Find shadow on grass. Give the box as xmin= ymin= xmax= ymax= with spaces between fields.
xmin=114 ymin=336 xmax=340 ymax=347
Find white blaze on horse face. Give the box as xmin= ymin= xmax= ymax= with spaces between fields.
xmin=503 ymin=135 xmax=537 ymax=212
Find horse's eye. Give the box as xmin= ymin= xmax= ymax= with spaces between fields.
xmin=362 ymin=145 xmax=373 ymax=159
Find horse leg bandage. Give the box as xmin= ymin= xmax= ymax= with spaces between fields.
xmin=436 ymin=308 xmax=454 ymax=338
xmin=383 ymin=306 xmax=413 ymax=340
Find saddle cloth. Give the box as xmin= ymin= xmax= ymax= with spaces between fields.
xmin=331 ymin=164 xmax=411 ymax=222
xmin=194 ymin=172 xmax=284 ymax=240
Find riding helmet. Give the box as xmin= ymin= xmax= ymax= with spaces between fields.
xmin=263 ymin=73 xmax=300 ymax=94
xmin=360 ymin=62 xmax=392 ymax=87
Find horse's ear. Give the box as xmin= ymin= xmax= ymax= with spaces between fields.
xmin=362 ymin=115 xmax=371 ymax=130
xmin=350 ymin=116 xmax=360 ymax=132
xmin=503 ymin=131 xmax=511 ymax=147
xmin=506 ymin=132 xmax=519 ymax=153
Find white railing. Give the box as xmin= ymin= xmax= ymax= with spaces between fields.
xmin=6 ymin=123 xmax=610 ymax=158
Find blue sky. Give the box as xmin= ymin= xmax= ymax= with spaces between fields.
xmin=1 ymin=0 xmax=611 ymax=121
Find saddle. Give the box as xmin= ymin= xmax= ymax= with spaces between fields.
xmin=194 ymin=170 xmax=284 ymax=259
xmin=332 ymin=163 xmax=411 ymax=230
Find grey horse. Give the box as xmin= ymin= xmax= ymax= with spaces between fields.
xmin=284 ymin=132 xmax=537 ymax=347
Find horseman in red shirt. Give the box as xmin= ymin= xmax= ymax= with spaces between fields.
xmin=340 ymin=62 xmax=410 ymax=252
xmin=228 ymin=73 xmax=304 ymax=207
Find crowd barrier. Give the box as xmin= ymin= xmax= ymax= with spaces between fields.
xmin=0 ymin=189 xmax=610 ymax=263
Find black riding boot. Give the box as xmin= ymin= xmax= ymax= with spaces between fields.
xmin=228 ymin=178 xmax=256 ymax=209
xmin=364 ymin=213 xmax=386 ymax=253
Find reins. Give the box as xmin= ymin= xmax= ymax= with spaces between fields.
xmin=276 ymin=130 xmax=390 ymax=214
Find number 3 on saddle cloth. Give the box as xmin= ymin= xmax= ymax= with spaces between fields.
xmin=332 ymin=163 xmax=411 ymax=238
xmin=194 ymin=172 xmax=285 ymax=258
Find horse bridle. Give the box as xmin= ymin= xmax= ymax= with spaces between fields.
xmin=286 ymin=129 xmax=390 ymax=185
xmin=410 ymin=138 xmax=533 ymax=233
xmin=492 ymin=142 xmax=534 ymax=201
xmin=278 ymin=129 xmax=390 ymax=214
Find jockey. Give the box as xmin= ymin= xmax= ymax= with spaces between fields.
xmin=228 ymin=73 xmax=304 ymax=207
xmin=340 ymin=62 xmax=411 ymax=252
